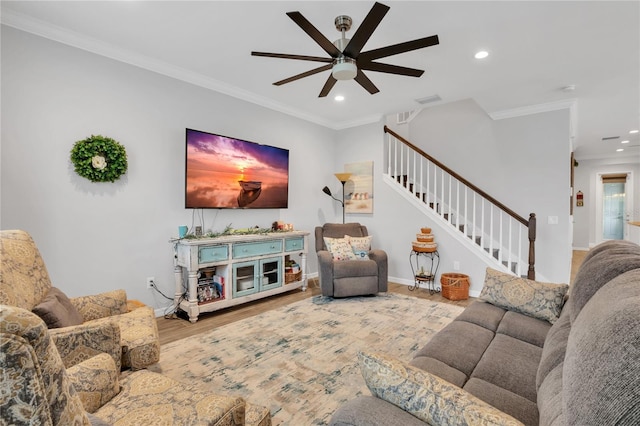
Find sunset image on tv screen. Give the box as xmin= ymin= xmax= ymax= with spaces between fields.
xmin=185 ymin=129 xmax=289 ymax=209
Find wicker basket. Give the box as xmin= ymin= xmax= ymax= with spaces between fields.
xmin=440 ymin=273 xmax=470 ymax=300
xmin=285 ymin=270 xmax=302 ymax=284
xmin=420 ymin=227 xmax=432 ymax=234
xmin=416 ymin=233 xmax=434 ymax=242
xmin=412 ymin=241 xmax=437 ymax=252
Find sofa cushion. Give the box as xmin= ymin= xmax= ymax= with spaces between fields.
xmin=32 ymin=287 xmax=84 ymax=328
xmin=94 ymin=370 xmax=247 ymax=425
xmin=330 ymin=395 xmax=427 ymax=426
xmin=358 ymin=351 xmax=523 ymax=426
xmin=566 ymin=240 xmax=640 ymax=323
xmin=470 ymin=334 xmax=542 ymax=403
xmin=409 ymin=356 xmax=468 ymax=388
xmin=496 ymin=311 xmax=551 ymax=348
xmin=333 ymin=259 xmax=378 ymax=279
xmin=480 ymin=268 xmax=568 ymax=324
xmin=464 ymin=378 xmax=539 ymax=426
xmin=413 ymin=320 xmax=494 ymax=379
xmin=453 ymin=300 xmax=506 ymax=332
xmin=563 ymin=269 xmax=640 ymax=425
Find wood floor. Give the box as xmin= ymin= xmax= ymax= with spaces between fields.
xmin=157 ymin=250 xmax=587 ymax=345
xmin=156 ymin=280 xmax=472 ymax=345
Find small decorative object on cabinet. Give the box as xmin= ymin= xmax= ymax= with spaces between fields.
xmin=409 ymin=226 xmax=440 ymax=293
xmin=173 ymin=230 xmax=309 ymax=322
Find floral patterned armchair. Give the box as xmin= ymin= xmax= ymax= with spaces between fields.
xmin=0 ymin=304 xmax=271 ymax=425
xmin=0 ymin=229 xmax=159 ymax=370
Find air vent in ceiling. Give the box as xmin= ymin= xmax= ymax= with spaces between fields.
xmin=602 ymin=136 xmax=620 ymax=141
xmin=415 ymin=94 xmax=442 ymax=105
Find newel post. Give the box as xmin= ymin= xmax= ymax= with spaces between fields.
xmin=527 ymin=213 xmax=536 ymax=280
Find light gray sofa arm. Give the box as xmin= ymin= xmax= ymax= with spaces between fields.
xmin=317 ymin=250 xmax=335 ymax=297
xmin=369 ymin=249 xmax=388 ymax=292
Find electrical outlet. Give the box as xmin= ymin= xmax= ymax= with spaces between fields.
xmin=146 ymin=277 xmax=155 ymax=289
xmin=453 ymin=261 xmax=460 ymax=271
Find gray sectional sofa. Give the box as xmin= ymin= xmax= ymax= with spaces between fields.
xmin=330 ymin=239 xmax=640 ymax=425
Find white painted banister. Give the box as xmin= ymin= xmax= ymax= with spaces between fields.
xmin=384 ymin=126 xmax=536 ymax=279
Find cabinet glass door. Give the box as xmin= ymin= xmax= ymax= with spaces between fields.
xmin=232 ymin=261 xmax=258 ymax=297
xmin=260 ymin=257 xmax=282 ymax=291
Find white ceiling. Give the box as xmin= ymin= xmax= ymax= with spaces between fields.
xmin=2 ymin=1 xmax=639 ymax=161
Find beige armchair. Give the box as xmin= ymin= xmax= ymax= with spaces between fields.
xmin=0 ymin=304 xmax=271 ymax=425
xmin=0 ymin=229 xmax=159 ymax=370
xmin=315 ymin=223 xmax=388 ymax=297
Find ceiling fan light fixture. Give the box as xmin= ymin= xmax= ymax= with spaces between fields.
xmin=332 ymin=57 xmax=357 ymax=80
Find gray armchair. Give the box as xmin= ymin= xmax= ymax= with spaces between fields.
xmin=315 ymin=223 xmax=388 ymax=297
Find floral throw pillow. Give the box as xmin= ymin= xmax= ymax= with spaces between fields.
xmin=323 ymin=237 xmax=357 ymax=261
xmin=346 ymin=235 xmax=372 ymax=260
xmin=480 ymin=268 xmax=569 ymax=324
xmin=358 ymin=351 xmax=523 ymax=425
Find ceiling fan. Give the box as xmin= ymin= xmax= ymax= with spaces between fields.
xmin=251 ymin=2 xmax=439 ymax=97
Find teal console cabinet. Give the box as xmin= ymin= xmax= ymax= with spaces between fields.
xmin=173 ymin=231 xmax=308 ymax=322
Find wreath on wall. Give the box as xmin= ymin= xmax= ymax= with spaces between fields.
xmin=70 ymin=135 xmax=128 ymax=182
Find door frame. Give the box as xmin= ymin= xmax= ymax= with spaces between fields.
xmin=595 ymin=170 xmax=634 ymax=244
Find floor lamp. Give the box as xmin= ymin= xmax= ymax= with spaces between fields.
xmin=322 ymin=173 xmax=352 ymax=224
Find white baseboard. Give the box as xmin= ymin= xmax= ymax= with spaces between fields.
xmin=390 ymin=276 xmax=481 ymax=298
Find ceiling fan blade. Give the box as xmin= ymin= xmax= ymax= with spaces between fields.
xmin=252 ymin=51 xmax=333 ymax=63
xmin=343 ymin=2 xmax=390 ymax=58
xmin=318 ymin=75 xmax=338 ymax=98
xmin=286 ymin=11 xmax=342 ymax=58
xmin=354 ymin=70 xmax=379 ymax=95
xmin=359 ymin=35 xmax=439 ymax=62
xmin=359 ymin=61 xmax=424 ymax=77
xmin=273 ymin=64 xmax=332 ymax=86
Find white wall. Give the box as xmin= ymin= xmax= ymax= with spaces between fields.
xmin=1 ymin=27 xmax=340 ymax=312
xmin=573 ymin=158 xmax=640 ymax=248
xmin=1 ymin=25 xmax=577 ymax=315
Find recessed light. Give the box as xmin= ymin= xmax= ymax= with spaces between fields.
xmin=616 ymin=148 xmax=624 ymax=152
xmin=630 ymin=129 xmax=639 ymax=134
xmin=621 ymin=140 xmax=630 ymax=144
xmin=474 ymin=50 xmax=489 ymax=59
xmin=334 ymin=95 xmax=345 ymax=102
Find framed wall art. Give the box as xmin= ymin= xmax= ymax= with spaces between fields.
xmin=344 ymin=161 xmax=373 ymax=214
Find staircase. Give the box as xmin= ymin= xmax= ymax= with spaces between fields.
xmin=384 ymin=126 xmax=536 ymax=279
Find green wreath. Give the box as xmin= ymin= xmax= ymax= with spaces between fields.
xmin=70 ymin=135 xmax=128 ymax=182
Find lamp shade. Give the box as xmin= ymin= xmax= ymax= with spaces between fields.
xmin=322 ymin=186 xmax=332 ymax=196
xmin=334 ymin=173 xmax=352 ymax=183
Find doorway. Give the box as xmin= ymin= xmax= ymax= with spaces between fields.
xmin=595 ymin=172 xmax=633 ymax=243
xmin=602 ymin=181 xmax=625 ymax=239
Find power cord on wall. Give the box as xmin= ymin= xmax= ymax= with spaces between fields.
xmin=148 ymin=279 xmax=173 ymax=301
xmin=147 ymin=279 xmax=187 ymax=320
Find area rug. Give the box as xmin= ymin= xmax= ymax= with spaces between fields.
xmin=150 ymin=293 xmax=465 ymax=425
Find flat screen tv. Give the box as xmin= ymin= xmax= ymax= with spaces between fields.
xmin=185 ymin=128 xmax=289 ymax=209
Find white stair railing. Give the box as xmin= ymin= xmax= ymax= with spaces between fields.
xmin=384 ymin=126 xmax=536 ymax=278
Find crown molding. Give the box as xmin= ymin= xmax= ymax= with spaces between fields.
xmin=488 ymin=99 xmax=576 ymax=120
xmin=488 ymin=99 xmax=578 ymax=140
xmin=1 ymin=9 xmax=359 ymax=130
